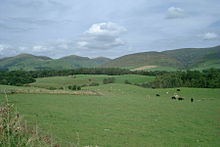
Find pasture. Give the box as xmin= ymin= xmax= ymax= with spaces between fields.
xmin=29 ymin=74 xmax=155 ymax=89
xmin=0 ymin=74 xmax=219 ymax=147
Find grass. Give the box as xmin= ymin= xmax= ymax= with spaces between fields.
xmin=102 ymin=52 xmax=181 ymax=69
xmin=192 ymin=59 xmax=220 ymax=71
xmin=0 ymin=95 xmax=58 ymax=147
xmin=29 ymin=74 xmax=155 ymax=89
xmin=145 ymin=66 xmax=178 ymax=71
xmin=1 ymin=82 xmax=219 ymax=147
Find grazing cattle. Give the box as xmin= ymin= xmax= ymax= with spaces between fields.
xmin=171 ymin=96 xmax=176 ymax=100
xmin=156 ymin=94 xmax=160 ymax=96
xmin=191 ymin=98 xmax=194 ymax=102
xmin=177 ymin=89 xmax=181 ymax=91
xmin=152 ymin=87 xmax=156 ymax=89
xmin=178 ymin=97 xmax=184 ymax=100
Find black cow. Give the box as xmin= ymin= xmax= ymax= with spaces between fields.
xmin=177 ymin=89 xmax=181 ymax=91
xmin=156 ymin=94 xmax=160 ymax=96
xmin=178 ymin=97 xmax=184 ymax=100
xmin=191 ymin=98 xmax=194 ymax=102
xmin=171 ymin=96 xmax=176 ymax=100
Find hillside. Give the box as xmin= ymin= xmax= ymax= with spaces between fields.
xmin=58 ymin=55 xmax=98 ymax=68
xmin=0 ymin=54 xmax=52 ymax=71
xmin=0 ymin=45 xmax=219 ymax=71
xmin=102 ymin=45 xmax=220 ymax=70
xmin=102 ymin=52 xmax=182 ymax=70
xmin=0 ymin=54 xmax=111 ymax=71
xmin=163 ymin=45 xmax=220 ymax=69
xmin=93 ymin=57 xmax=112 ymax=64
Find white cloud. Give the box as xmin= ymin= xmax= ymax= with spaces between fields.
xmin=166 ymin=7 xmax=185 ymax=19
xmin=86 ymin=22 xmax=127 ymax=36
xmin=77 ymin=41 xmax=88 ymax=47
xmin=0 ymin=44 xmax=20 ymax=58
xmin=0 ymin=44 xmax=6 ymax=52
xmin=18 ymin=46 xmax=27 ymax=51
xmin=0 ymin=39 xmax=74 ymax=58
xmin=32 ymin=45 xmax=45 ymax=52
xmin=200 ymin=32 xmax=219 ymax=40
xmin=0 ymin=44 xmax=11 ymax=53
xmin=77 ymin=22 xmax=127 ymax=50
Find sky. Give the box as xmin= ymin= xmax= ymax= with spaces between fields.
xmin=0 ymin=0 xmax=220 ymax=59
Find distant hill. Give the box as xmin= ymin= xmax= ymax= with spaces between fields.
xmin=102 ymin=45 xmax=220 ymax=70
xmin=102 ymin=52 xmax=181 ymax=70
xmin=93 ymin=57 xmax=112 ymax=64
xmin=0 ymin=54 xmax=111 ymax=71
xmin=0 ymin=54 xmax=52 ymax=71
xmin=0 ymin=45 xmax=219 ymax=71
xmin=163 ymin=45 xmax=220 ymax=69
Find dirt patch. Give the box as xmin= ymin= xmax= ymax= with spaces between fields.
xmin=131 ymin=65 xmax=158 ymax=71
xmin=0 ymin=89 xmax=103 ymax=96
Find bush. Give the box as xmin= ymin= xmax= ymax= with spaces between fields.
xmin=47 ymin=87 xmax=57 ymax=90
xmin=68 ymin=85 xmax=81 ymax=90
xmin=58 ymin=87 xmax=64 ymax=90
xmin=124 ymin=80 xmax=131 ymax=84
xmin=77 ymin=86 xmax=81 ymax=90
xmin=103 ymin=77 xmax=115 ymax=84
xmin=89 ymin=82 xmax=99 ymax=86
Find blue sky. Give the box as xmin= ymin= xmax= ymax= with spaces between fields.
xmin=0 ymin=0 xmax=220 ymax=58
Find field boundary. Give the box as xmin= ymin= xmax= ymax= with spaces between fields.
xmin=0 ymin=89 xmax=103 ymax=96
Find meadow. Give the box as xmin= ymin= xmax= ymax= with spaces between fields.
xmin=0 ymin=74 xmax=219 ymax=147
xmin=29 ymin=74 xmax=155 ymax=89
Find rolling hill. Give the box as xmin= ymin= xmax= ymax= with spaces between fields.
xmin=0 ymin=54 xmax=52 ymax=71
xmin=163 ymin=45 xmax=220 ymax=69
xmin=0 ymin=45 xmax=219 ymax=71
xmin=102 ymin=52 xmax=181 ymax=70
xmin=102 ymin=45 xmax=220 ymax=70
xmin=0 ymin=54 xmax=111 ymax=71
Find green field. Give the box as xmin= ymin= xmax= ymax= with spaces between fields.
xmin=29 ymin=74 xmax=155 ymax=89
xmin=145 ymin=66 xmax=178 ymax=71
xmin=0 ymin=74 xmax=220 ymax=147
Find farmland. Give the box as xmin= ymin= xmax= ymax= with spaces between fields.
xmin=29 ymin=74 xmax=155 ymax=89
xmin=0 ymin=74 xmax=219 ymax=147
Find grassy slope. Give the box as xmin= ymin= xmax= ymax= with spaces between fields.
xmin=102 ymin=45 xmax=220 ymax=70
xmin=0 ymin=54 xmax=111 ymax=71
xmin=57 ymin=55 xmax=110 ymax=68
xmin=29 ymin=74 xmax=155 ymax=89
xmin=163 ymin=45 xmax=220 ymax=69
xmin=93 ymin=57 xmax=112 ymax=64
xmin=1 ymin=46 xmax=219 ymax=71
xmin=0 ymin=82 xmax=219 ymax=146
xmin=102 ymin=52 xmax=181 ymax=69
xmin=192 ymin=53 xmax=220 ymax=70
xmin=0 ymin=54 xmax=53 ymax=71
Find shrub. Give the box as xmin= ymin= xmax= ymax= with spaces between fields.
xmin=48 ymin=87 xmax=57 ymax=90
xmin=77 ymin=86 xmax=81 ymax=90
xmin=103 ymin=77 xmax=115 ymax=84
xmin=124 ymin=80 xmax=131 ymax=84
xmin=58 ymin=87 xmax=64 ymax=90
xmin=68 ymin=85 xmax=81 ymax=90
xmin=89 ymin=82 xmax=99 ymax=86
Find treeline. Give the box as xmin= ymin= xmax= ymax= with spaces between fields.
xmin=0 ymin=71 xmax=35 ymax=86
xmin=148 ymin=68 xmax=220 ymax=88
xmin=0 ymin=68 xmax=219 ymax=88
xmin=0 ymin=68 xmax=162 ymax=86
xmin=28 ymin=68 xmax=166 ymax=78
